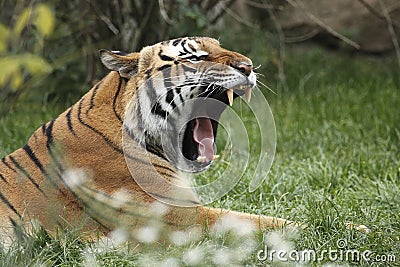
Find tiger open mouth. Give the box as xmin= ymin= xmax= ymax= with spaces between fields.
xmin=181 ymin=85 xmax=252 ymax=168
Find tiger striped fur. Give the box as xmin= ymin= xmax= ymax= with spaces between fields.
xmin=0 ymin=37 xmax=294 ymax=242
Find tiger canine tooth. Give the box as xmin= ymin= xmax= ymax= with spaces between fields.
xmin=197 ymin=156 xmax=206 ymax=162
xmin=245 ymin=88 xmax=251 ymax=102
xmin=213 ymin=155 xmax=220 ymax=160
xmin=227 ymin=89 xmax=233 ymax=106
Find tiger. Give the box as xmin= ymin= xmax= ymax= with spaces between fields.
xmin=0 ymin=37 xmax=296 ymax=242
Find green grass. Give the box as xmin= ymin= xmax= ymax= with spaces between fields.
xmin=0 ymin=49 xmax=399 ymax=266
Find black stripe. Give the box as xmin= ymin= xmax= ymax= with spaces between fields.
xmin=45 ymin=119 xmax=55 ymax=149
xmin=175 ymin=86 xmax=185 ymax=104
xmin=181 ymin=64 xmax=197 ymax=73
xmin=23 ymin=145 xmax=45 ymax=174
xmin=181 ymin=39 xmax=187 ymax=50
xmin=158 ymin=50 xmax=174 ymax=61
xmin=146 ymin=76 xmax=169 ymax=119
xmin=44 ymin=118 xmax=66 ymax=178
xmin=172 ymin=38 xmax=182 ymax=46
xmin=163 ymin=66 xmax=173 ymax=89
xmin=0 ymin=191 xmax=21 ymax=218
xmin=77 ymin=99 xmax=119 ymax=150
xmin=181 ymin=42 xmax=191 ymax=54
xmin=9 ymin=155 xmax=45 ymax=195
xmin=9 ymin=217 xmax=18 ymax=227
xmin=185 ymin=54 xmax=204 ymax=61
xmin=32 ymin=132 xmax=39 ymax=142
xmin=0 ymin=173 xmax=7 ymax=183
xmin=166 ymin=89 xmax=176 ymax=109
xmin=66 ymin=107 xmax=77 ymax=136
xmin=87 ymin=82 xmax=101 ymax=114
xmin=145 ymin=68 xmax=152 ymax=79
xmin=23 ymin=144 xmax=68 ymax=199
xmin=77 ymin=98 xmax=123 ymax=153
xmin=150 ymin=102 xmax=169 ymax=118
xmin=112 ymin=77 xmax=124 ymax=123
xmin=41 ymin=123 xmax=46 ymax=134
xmin=163 ymin=66 xmax=177 ymax=110
xmin=10 ymin=217 xmax=23 ymax=240
xmin=145 ymin=143 xmax=167 ymax=161
xmin=157 ymin=64 xmax=172 ymax=71
xmin=2 ymin=157 xmax=16 ymax=172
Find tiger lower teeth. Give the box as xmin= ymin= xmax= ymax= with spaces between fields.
xmin=245 ymin=88 xmax=251 ymax=102
xmin=197 ymin=156 xmax=206 ymax=162
xmin=227 ymin=89 xmax=233 ymax=106
xmin=196 ymin=155 xmax=219 ymax=162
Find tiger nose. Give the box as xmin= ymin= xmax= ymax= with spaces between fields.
xmin=234 ymin=62 xmax=253 ymax=76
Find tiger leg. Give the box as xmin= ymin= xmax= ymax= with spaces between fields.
xmin=197 ymin=206 xmax=300 ymax=230
xmin=162 ymin=205 xmax=299 ymax=232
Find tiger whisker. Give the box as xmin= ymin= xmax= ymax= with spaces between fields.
xmin=253 ymin=64 xmax=262 ymax=70
xmin=257 ymin=80 xmax=277 ymax=95
xmin=254 ymin=72 xmax=265 ymax=78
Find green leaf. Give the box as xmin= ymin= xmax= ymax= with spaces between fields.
xmin=0 ymin=24 xmax=9 ymax=42
xmin=13 ymin=8 xmax=32 ymax=37
xmin=10 ymin=71 xmax=23 ymax=89
xmin=22 ymin=54 xmax=52 ymax=75
xmin=0 ymin=56 xmax=21 ymax=88
xmin=0 ymin=24 xmax=8 ymax=52
xmin=33 ymin=4 xmax=55 ymax=37
xmin=0 ymin=54 xmax=52 ymax=89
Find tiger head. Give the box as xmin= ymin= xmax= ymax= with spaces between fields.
xmin=100 ymin=37 xmax=256 ymax=172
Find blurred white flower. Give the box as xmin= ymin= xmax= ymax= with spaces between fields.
xmin=82 ymin=249 xmax=97 ymax=267
xmin=149 ymin=201 xmax=169 ymax=217
xmin=160 ymin=257 xmax=181 ymax=267
xmin=110 ymin=188 xmax=132 ymax=208
xmin=62 ymin=168 xmax=87 ymax=188
xmin=135 ymin=226 xmax=159 ymax=243
xmin=186 ymin=226 xmax=202 ymax=242
xmin=137 ymin=254 xmax=157 ymax=267
xmin=212 ymin=248 xmax=231 ymax=265
xmin=109 ymin=228 xmax=129 ymax=246
xmin=91 ymin=236 xmax=114 ymax=254
xmin=234 ymin=238 xmax=257 ymax=258
xmin=264 ymin=231 xmax=295 ymax=262
xmin=182 ymin=247 xmax=204 ymax=266
xmin=169 ymin=226 xmax=202 ymax=246
xmin=212 ymin=214 xmax=256 ymax=237
xmin=170 ymin=230 xmax=188 ymax=246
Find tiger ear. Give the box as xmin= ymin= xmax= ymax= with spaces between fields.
xmin=99 ymin=49 xmax=140 ymax=78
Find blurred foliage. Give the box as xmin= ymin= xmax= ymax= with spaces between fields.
xmin=0 ymin=2 xmax=54 ymax=116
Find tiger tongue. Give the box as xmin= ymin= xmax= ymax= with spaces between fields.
xmin=193 ymin=118 xmax=214 ymax=162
